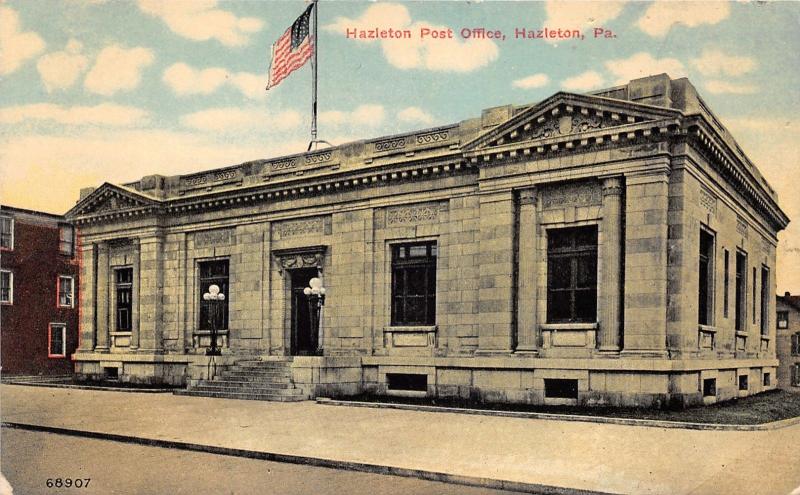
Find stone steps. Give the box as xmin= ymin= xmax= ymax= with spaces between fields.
xmin=183 ymin=358 xmax=307 ymax=402
xmin=176 ymin=390 xmax=305 ymax=402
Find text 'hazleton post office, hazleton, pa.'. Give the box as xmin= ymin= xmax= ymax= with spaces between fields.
xmin=66 ymin=74 xmax=789 ymax=408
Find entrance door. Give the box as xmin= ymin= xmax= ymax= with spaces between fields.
xmin=290 ymin=268 xmax=319 ymax=355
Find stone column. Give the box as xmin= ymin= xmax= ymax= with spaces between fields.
xmin=130 ymin=239 xmax=141 ymax=350
xmin=78 ymin=242 xmax=96 ymax=351
xmin=476 ymin=190 xmax=515 ymax=354
xmin=95 ymin=242 xmax=110 ymax=352
xmin=599 ymin=176 xmax=624 ymax=352
xmin=138 ymin=235 xmax=164 ymax=353
xmin=621 ymin=167 xmax=670 ymax=356
xmin=516 ymin=188 xmax=539 ymax=352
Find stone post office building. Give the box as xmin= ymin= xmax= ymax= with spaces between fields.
xmin=66 ymin=75 xmax=789 ymax=407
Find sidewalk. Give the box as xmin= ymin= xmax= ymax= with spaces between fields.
xmin=2 ymin=384 xmax=799 ymax=495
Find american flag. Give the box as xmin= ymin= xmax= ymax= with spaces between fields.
xmin=266 ymin=4 xmax=314 ymax=90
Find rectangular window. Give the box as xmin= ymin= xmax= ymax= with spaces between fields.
xmin=698 ymin=229 xmax=714 ymax=325
xmin=760 ymin=266 xmax=769 ymax=335
xmin=544 ymin=379 xmax=579 ymax=399
xmin=723 ymin=249 xmax=729 ymax=318
xmin=735 ymin=251 xmax=746 ymax=331
xmin=738 ymin=374 xmax=748 ymax=391
xmin=703 ymin=378 xmax=716 ymax=397
xmin=386 ymin=373 xmax=427 ymax=391
xmin=115 ymin=268 xmax=133 ymax=331
xmin=792 ymin=365 xmax=800 ymax=387
xmin=391 ymin=242 xmax=436 ymax=326
xmin=57 ymin=276 xmax=74 ymax=308
xmin=48 ymin=323 xmax=66 ymax=357
xmin=764 ymin=373 xmax=771 ymax=387
xmin=792 ymin=333 xmax=800 ymax=356
xmin=0 ymin=270 xmax=12 ymax=304
xmin=547 ymin=226 xmax=598 ymax=323
xmin=0 ymin=216 xmax=13 ymax=250
xmin=778 ymin=311 xmax=789 ymax=329
xmin=199 ymin=260 xmax=229 ymax=330
xmin=59 ymin=224 xmax=75 ymax=256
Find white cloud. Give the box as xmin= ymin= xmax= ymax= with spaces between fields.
xmin=84 ymin=45 xmax=154 ymax=96
xmin=0 ymin=6 xmax=46 ymax=75
xmin=513 ymin=73 xmax=550 ymax=90
xmin=162 ymin=62 xmax=265 ymax=100
xmin=637 ymin=1 xmax=730 ymax=37
xmin=605 ymin=52 xmax=687 ymax=85
xmin=0 ymin=103 xmax=149 ymax=126
xmin=320 ymin=104 xmax=386 ymax=128
xmin=704 ymin=80 xmax=758 ymax=95
xmin=544 ymin=1 xmax=627 ymax=45
xmin=180 ymin=108 xmax=302 ymax=133
xmin=138 ymin=0 xmax=263 ymax=47
xmin=36 ymin=40 xmax=89 ymax=92
xmin=690 ymin=48 xmax=757 ymax=77
xmin=324 ymin=3 xmax=498 ymax=72
xmin=561 ymin=70 xmax=605 ymax=91
xmin=397 ymin=107 xmax=434 ymax=126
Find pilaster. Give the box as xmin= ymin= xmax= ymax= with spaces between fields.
xmin=622 ymin=167 xmax=670 ymax=356
xmin=476 ymin=190 xmax=515 ymax=354
xmin=138 ymin=234 xmax=164 ymax=353
xmin=599 ymin=176 xmax=624 ymax=352
xmin=516 ymin=188 xmax=539 ymax=353
xmin=95 ymin=242 xmax=110 ymax=352
xmin=78 ymin=242 xmax=96 ymax=352
xmin=130 ymin=239 xmax=141 ymax=350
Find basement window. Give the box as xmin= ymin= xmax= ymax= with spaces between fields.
xmin=386 ymin=373 xmax=427 ymax=392
xmin=763 ymin=373 xmax=771 ymax=387
xmin=105 ymin=367 xmax=119 ymax=380
xmin=544 ymin=379 xmax=578 ymax=399
xmin=703 ymin=378 xmax=716 ymax=397
xmin=738 ymin=375 xmax=748 ymax=391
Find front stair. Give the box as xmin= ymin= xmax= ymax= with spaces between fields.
xmin=177 ymin=358 xmax=306 ymax=401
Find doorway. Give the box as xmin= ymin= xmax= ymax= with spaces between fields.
xmin=290 ymin=268 xmax=319 ymax=355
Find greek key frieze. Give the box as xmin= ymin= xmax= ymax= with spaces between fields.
xmin=736 ymin=216 xmax=748 ymax=238
xmin=374 ymin=137 xmax=406 ymax=152
xmin=699 ymin=188 xmax=717 ymax=214
xmin=415 ymin=131 xmax=449 ymax=145
xmin=304 ymin=152 xmax=332 ymax=165
xmin=541 ymin=183 xmax=602 ymax=209
xmin=278 ymin=217 xmax=324 ymax=238
xmin=194 ymin=228 xmax=233 ymax=247
xmin=386 ymin=204 xmax=439 ymax=225
xmin=271 ymin=159 xmax=298 ymax=171
xmin=214 ymin=169 xmax=237 ymax=181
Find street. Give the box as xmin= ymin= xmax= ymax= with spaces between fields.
xmin=1 ymin=428 xmax=518 ymax=495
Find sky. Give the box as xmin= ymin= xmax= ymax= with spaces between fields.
xmin=1 ymin=0 xmax=799 ymax=290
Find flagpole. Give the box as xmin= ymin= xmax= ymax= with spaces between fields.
xmin=310 ymin=0 xmax=318 ymax=150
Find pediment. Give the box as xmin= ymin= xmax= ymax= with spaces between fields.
xmin=66 ymin=183 xmax=159 ymax=218
xmin=464 ymin=92 xmax=681 ymax=152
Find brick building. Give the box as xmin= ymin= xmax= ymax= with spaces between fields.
xmin=66 ymin=74 xmax=789 ymax=407
xmin=776 ymin=293 xmax=800 ymax=389
xmin=1 ymin=206 xmax=79 ymax=376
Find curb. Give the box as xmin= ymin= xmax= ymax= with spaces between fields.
xmin=315 ymin=398 xmax=800 ymax=431
xmin=2 ymin=381 xmax=176 ymax=394
xmin=2 ymin=422 xmax=616 ymax=495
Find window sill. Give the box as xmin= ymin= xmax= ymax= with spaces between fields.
xmin=47 ymin=354 xmax=66 ymax=359
xmin=736 ymin=331 xmax=749 ymax=337
xmin=698 ymin=324 xmax=718 ymax=334
xmin=540 ymin=322 xmax=598 ymax=331
xmin=110 ymin=331 xmax=132 ymax=336
xmin=194 ymin=329 xmax=230 ymax=335
xmin=384 ymin=326 xmax=437 ymax=333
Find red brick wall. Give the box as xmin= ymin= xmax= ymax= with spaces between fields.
xmin=1 ymin=215 xmax=79 ymax=375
